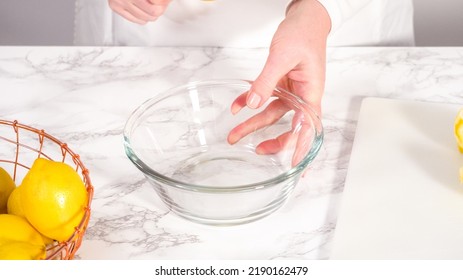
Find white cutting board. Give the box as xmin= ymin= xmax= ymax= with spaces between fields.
xmin=331 ymin=97 xmax=463 ymax=259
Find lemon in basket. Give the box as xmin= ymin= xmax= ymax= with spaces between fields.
xmin=20 ymin=158 xmax=87 ymax=242
xmin=0 ymin=167 xmax=16 ymax=214
xmin=0 ymin=214 xmax=46 ymax=260
xmin=7 ymin=187 xmax=25 ymax=217
xmin=8 ymin=186 xmax=54 ymax=245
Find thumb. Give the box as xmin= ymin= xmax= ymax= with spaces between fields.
xmin=248 ymin=50 xmax=296 ymax=109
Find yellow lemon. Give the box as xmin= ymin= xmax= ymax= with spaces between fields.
xmin=0 ymin=167 xmax=16 ymax=214
xmin=6 ymin=188 xmax=54 ymax=245
xmin=20 ymin=158 xmax=87 ymax=242
xmin=0 ymin=214 xmax=44 ymax=245
xmin=456 ymin=108 xmax=463 ymax=153
xmin=7 ymin=187 xmax=24 ymax=217
xmin=0 ymin=241 xmax=46 ymax=260
xmin=0 ymin=214 xmax=46 ymax=260
xmin=455 ymin=109 xmax=463 ymax=183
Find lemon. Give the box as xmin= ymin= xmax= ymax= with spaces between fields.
xmin=20 ymin=158 xmax=87 ymax=242
xmin=456 ymin=108 xmax=463 ymax=153
xmin=0 ymin=214 xmax=44 ymax=245
xmin=455 ymin=109 xmax=463 ymax=183
xmin=0 ymin=241 xmax=46 ymax=260
xmin=0 ymin=167 xmax=16 ymax=214
xmin=7 ymin=187 xmax=54 ymax=245
xmin=0 ymin=214 xmax=46 ymax=260
xmin=7 ymin=187 xmax=24 ymax=217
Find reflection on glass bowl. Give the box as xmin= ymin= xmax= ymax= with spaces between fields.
xmin=123 ymin=80 xmax=323 ymax=225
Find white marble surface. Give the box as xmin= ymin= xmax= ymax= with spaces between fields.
xmin=0 ymin=46 xmax=462 ymax=259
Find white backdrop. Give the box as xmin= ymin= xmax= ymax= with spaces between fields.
xmin=0 ymin=0 xmax=462 ymax=46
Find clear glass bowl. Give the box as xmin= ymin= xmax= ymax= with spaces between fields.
xmin=123 ymin=80 xmax=323 ymax=225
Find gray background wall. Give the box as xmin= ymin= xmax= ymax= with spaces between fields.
xmin=0 ymin=0 xmax=462 ymax=46
xmin=0 ymin=0 xmax=75 ymax=45
xmin=414 ymin=0 xmax=463 ymax=46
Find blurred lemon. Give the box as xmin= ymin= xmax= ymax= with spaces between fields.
xmin=0 ymin=214 xmax=46 ymax=260
xmin=456 ymin=109 xmax=463 ymax=183
xmin=456 ymin=108 xmax=463 ymax=153
xmin=0 ymin=167 xmax=16 ymax=214
xmin=7 ymin=187 xmax=24 ymax=217
xmin=20 ymin=158 xmax=87 ymax=242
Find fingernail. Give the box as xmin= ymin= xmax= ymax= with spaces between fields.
xmin=227 ymin=127 xmax=239 ymax=145
xmin=227 ymin=131 xmax=238 ymax=144
xmin=247 ymin=92 xmax=261 ymax=109
xmin=231 ymin=103 xmax=240 ymax=115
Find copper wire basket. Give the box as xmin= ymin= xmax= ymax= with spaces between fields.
xmin=0 ymin=120 xmax=94 ymax=260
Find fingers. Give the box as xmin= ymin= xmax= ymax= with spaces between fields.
xmin=292 ymin=120 xmax=313 ymax=167
xmin=255 ymin=131 xmax=295 ymax=155
xmin=126 ymin=3 xmax=157 ymax=24
xmin=230 ymin=92 xmax=248 ymax=115
xmin=247 ymin=48 xmax=298 ymax=109
xmin=254 ymin=111 xmax=315 ymax=167
xmin=227 ymin=99 xmax=290 ymax=145
xmin=108 ymin=0 xmax=170 ymax=24
xmin=229 ymin=95 xmax=316 ymax=170
xmin=115 ymin=9 xmax=148 ymax=25
xmin=148 ymin=0 xmax=172 ymax=4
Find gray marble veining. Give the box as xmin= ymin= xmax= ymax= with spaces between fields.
xmin=0 ymin=46 xmax=461 ymax=259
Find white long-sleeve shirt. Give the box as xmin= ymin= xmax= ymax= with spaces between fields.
xmin=318 ymin=0 xmax=415 ymax=46
xmin=74 ymin=0 xmax=414 ymax=47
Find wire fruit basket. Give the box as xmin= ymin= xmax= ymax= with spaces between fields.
xmin=0 ymin=120 xmax=93 ymax=260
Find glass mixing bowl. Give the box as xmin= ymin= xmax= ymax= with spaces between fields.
xmin=123 ymin=80 xmax=323 ymax=225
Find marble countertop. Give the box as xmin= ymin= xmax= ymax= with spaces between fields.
xmin=0 ymin=46 xmax=462 ymax=260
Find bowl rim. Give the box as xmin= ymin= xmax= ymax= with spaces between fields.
xmin=123 ymin=79 xmax=323 ymax=192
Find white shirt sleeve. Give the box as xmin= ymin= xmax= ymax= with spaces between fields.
xmin=315 ymin=0 xmax=372 ymax=32
xmin=315 ymin=0 xmax=415 ymax=46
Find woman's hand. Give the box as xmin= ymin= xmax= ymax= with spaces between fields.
xmin=227 ymin=0 xmax=330 ymax=166
xmin=108 ymin=0 xmax=172 ymax=24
